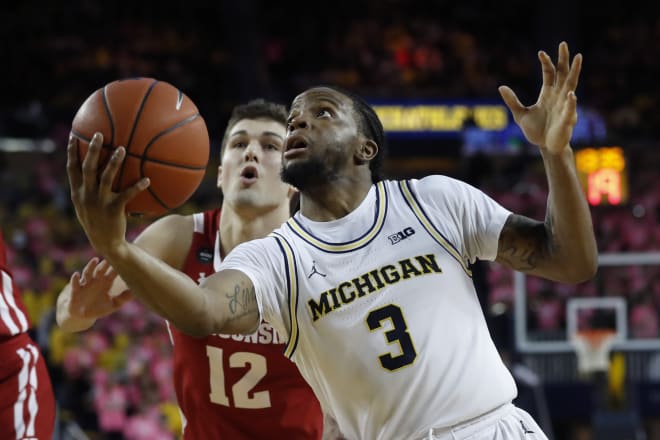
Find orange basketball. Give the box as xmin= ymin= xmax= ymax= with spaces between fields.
xmin=70 ymin=78 xmax=209 ymax=217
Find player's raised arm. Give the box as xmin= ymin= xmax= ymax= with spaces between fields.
xmin=66 ymin=132 xmax=260 ymax=336
xmin=495 ymin=41 xmax=598 ymax=283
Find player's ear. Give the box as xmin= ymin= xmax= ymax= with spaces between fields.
xmin=356 ymin=139 xmax=378 ymax=164
xmin=216 ymin=165 xmax=223 ymax=189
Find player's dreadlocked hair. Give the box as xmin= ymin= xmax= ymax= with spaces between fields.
xmin=220 ymin=99 xmax=288 ymax=160
xmin=324 ymin=86 xmax=388 ymax=183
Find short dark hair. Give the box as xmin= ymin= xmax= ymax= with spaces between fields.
xmin=220 ymin=99 xmax=288 ymax=159
xmin=323 ymin=86 xmax=388 ymax=182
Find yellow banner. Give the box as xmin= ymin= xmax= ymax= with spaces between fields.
xmin=372 ymin=104 xmax=509 ymax=132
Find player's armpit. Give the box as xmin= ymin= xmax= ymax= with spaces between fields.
xmin=201 ymin=268 xmax=261 ymax=335
xmin=495 ymin=213 xmax=552 ymax=275
xmin=322 ymin=413 xmax=348 ymax=440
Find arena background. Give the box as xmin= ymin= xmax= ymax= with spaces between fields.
xmin=1 ymin=1 xmax=658 ymax=439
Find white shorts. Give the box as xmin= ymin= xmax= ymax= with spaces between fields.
xmin=419 ymin=403 xmax=548 ymax=440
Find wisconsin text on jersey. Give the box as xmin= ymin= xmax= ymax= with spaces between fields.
xmin=214 ymin=322 xmax=284 ymax=344
xmin=308 ymin=253 xmax=441 ymax=321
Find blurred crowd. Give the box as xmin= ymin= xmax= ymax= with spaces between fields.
xmin=1 ymin=0 xmax=659 ymax=437
xmin=3 ymin=0 xmax=660 ymax=142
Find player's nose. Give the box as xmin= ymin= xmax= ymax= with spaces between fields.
xmin=289 ymin=114 xmax=309 ymax=131
xmin=244 ymin=141 xmax=260 ymax=161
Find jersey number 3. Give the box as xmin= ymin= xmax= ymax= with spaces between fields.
xmin=207 ymin=347 xmax=271 ymax=409
xmin=367 ymin=304 xmax=417 ymax=371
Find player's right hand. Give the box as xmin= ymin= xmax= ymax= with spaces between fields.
xmin=498 ymin=41 xmax=581 ymax=155
xmin=68 ymin=257 xmax=132 ymax=320
xmin=67 ymin=132 xmax=150 ymax=256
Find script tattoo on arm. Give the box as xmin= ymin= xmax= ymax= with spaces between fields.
xmin=225 ymin=281 xmax=258 ymax=324
xmin=496 ymin=214 xmax=553 ymax=272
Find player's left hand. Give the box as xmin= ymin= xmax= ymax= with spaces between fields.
xmin=498 ymin=41 xmax=582 ymax=155
xmin=68 ymin=257 xmax=133 ymax=320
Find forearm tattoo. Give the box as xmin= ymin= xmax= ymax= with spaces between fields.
xmin=496 ymin=214 xmax=551 ymax=272
xmin=225 ymin=281 xmax=258 ymax=322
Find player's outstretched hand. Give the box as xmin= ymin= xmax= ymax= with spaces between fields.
xmin=67 ymin=132 xmax=150 ymax=256
xmin=498 ymin=41 xmax=582 ymax=155
xmin=67 ymin=257 xmax=132 ymax=320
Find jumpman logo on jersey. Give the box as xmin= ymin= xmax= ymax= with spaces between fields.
xmin=520 ymin=420 xmax=535 ymax=434
xmin=307 ymin=261 xmax=326 ymax=279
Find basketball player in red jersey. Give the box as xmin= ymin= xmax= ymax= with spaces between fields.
xmin=56 ymin=100 xmax=330 ymax=439
xmin=0 ymin=227 xmax=56 ymax=439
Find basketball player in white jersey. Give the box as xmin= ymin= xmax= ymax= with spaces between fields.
xmin=67 ymin=42 xmax=597 ymax=439
xmin=57 ymin=100 xmax=331 ymax=439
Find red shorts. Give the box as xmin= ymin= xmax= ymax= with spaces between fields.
xmin=0 ymin=333 xmax=55 ymax=440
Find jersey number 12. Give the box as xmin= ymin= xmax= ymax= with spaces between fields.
xmin=207 ymin=347 xmax=271 ymax=409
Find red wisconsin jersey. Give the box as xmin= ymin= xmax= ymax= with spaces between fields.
xmin=167 ymin=209 xmax=323 ymax=440
xmin=0 ymin=230 xmax=31 ymax=338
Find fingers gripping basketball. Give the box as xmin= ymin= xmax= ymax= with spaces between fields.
xmin=70 ymin=78 xmax=210 ymax=216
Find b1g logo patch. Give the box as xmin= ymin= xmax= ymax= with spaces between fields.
xmin=197 ymin=247 xmax=213 ymax=263
xmin=388 ymin=227 xmax=415 ymax=245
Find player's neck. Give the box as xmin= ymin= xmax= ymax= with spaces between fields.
xmin=299 ymin=176 xmax=373 ymax=222
xmin=218 ymin=203 xmax=289 ymax=256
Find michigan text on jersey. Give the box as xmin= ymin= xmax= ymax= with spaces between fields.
xmin=308 ymin=254 xmax=442 ymax=322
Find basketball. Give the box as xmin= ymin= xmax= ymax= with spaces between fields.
xmin=70 ymin=78 xmax=210 ymax=217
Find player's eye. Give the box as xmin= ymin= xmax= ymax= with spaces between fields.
xmin=232 ymin=142 xmax=246 ymax=149
xmin=265 ymin=143 xmax=280 ymax=151
xmin=316 ymin=108 xmax=332 ymax=118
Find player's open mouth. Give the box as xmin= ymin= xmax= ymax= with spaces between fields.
xmin=284 ymin=135 xmax=308 ymax=159
xmin=240 ymin=166 xmax=258 ymax=184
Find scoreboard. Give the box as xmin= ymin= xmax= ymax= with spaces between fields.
xmin=574 ymin=147 xmax=628 ymax=206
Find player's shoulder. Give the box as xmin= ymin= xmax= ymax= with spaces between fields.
xmin=231 ymin=221 xmax=297 ymax=264
xmin=133 ymin=213 xmax=196 ymax=265
xmin=231 ymin=228 xmax=282 ymax=254
xmin=388 ymin=174 xmax=469 ymax=197
xmin=143 ymin=213 xmax=195 ymax=236
xmin=264 ymin=216 xmax=296 ymax=239
xmin=145 ymin=208 xmax=221 ymax=233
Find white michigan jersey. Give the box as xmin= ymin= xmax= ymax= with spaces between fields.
xmin=221 ymin=176 xmax=517 ymax=440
